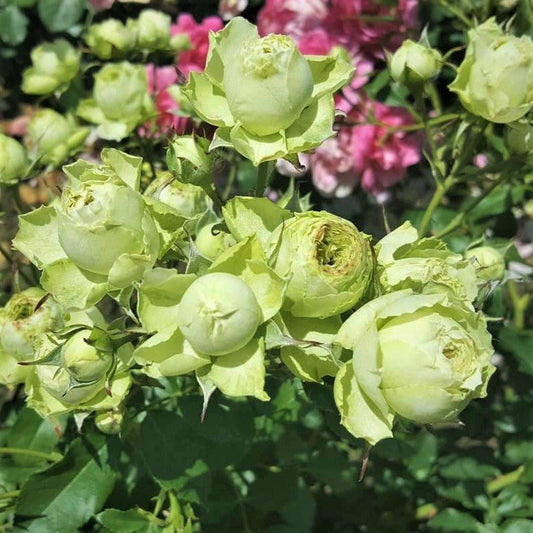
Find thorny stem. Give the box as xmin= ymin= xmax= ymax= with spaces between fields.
xmin=0 ymin=447 xmax=62 ymax=462
xmin=508 ymin=281 xmax=530 ymax=330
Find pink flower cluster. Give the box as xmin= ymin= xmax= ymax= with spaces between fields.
xmin=146 ymin=14 xmax=223 ymax=136
xmin=258 ymin=0 xmax=421 ymax=196
xmin=302 ymin=99 xmax=423 ymax=196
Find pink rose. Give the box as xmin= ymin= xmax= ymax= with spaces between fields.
xmin=257 ymin=0 xmax=328 ymax=40
xmin=171 ymin=14 xmax=223 ymax=77
xmin=351 ymin=100 xmax=422 ymax=193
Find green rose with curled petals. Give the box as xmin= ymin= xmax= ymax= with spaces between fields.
xmin=267 ymin=211 xmax=374 ymax=318
xmin=22 ymin=39 xmax=80 ymax=95
xmin=334 ymin=290 xmax=495 ymax=445
xmin=77 ymin=62 xmax=154 ymax=141
xmin=13 ymin=149 xmax=160 ymax=309
xmin=0 ymin=134 xmax=29 ymax=185
xmin=449 ymin=18 xmax=533 ymax=123
xmin=27 ymin=109 xmax=89 ymax=167
xmin=464 ymin=246 xmax=505 ymax=283
xmin=377 ymin=221 xmax=478 ymax=302
xmin=137 ymin=9 xmax=172 ymax=51
xmin=182 ymin=17 xmax=354 ymax=166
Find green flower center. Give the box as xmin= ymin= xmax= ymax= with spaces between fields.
xmin=242 ymin=34 xmax=293 ymax=77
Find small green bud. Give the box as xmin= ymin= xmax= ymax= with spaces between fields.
xmin=465 ymin=246 xmax=505 ymax=283
xmin=177 ymin=272 xmax=262 ymax=355
xmin=95 ymin=409 xmax=124 ymax=434
xmin=85 ymin=19 xmax=137 ymax=59
xmin=195 ymin=223 xmax=236 ymax=260
xmin=166 ymin=135 xmax=214 ymax=187
xmin=62 ymin=328 xmax=113 ymax=383
xmin=390 ymin=39 xmax=442 ymax=88
xmin=505 ymin=120 xmax=533 ymax=155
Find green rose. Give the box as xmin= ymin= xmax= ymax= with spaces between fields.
xmin=377 ymin=221 xmax=478 ymax=302
xmin=13 ymin=149 xmax=160 ymax=309
xmin=137 ymin=9 xmax=171 ymax=51
xmin=267 ymin=211 xmax=374 ymax=318
xmin=85 ymin=19 xmax=137 ymax=59
xmin=27 ymin=109 xmax=89 ymax=167
xmin=390 ymin=39 xmax=442 ymax=88
xmin=77 ymin=62 xmax=154 ymax=141
xmin=22 ymin=39 xmax=80 ymax=95
xmin=182 ymin=17 xmax=354 ymax=165
xmin=450 ymin=18 xmax=533 ymax=123
xmin=0 ymin=133 xmax=28 ymax=184
xmin=334 ymin=290 xmax=495 ymax=445
xmin=195 ymin=223 xmax=236 ymax=261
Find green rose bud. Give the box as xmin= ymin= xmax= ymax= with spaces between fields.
xmin=377 ymin=222 xmax=478 ymax=302
xmin=0 ymin=288 xmax=62 ymax=362
xmin=267 ymin=211 xmax=374 ymax=318
xmin=390 ymin=39 xmax=442 ymax=88
xmin=177 ymin=272 xmax=262 ymax=355
xmin=465 ymin=246 xmax=505 ymax=283
xmin=57 ymin=180 xmax=157 ymax=276
xmin=334 ymin=290 xmax=495 ymax=445
xmin=22 ymin=39 xmax=80 ymax=95
xmin=77 ymin=62 xmax=153 ymax=141
xmin=137 ymin=9 xmax=171 ymax=51
xmin=450 ymin=18 xmax=533 ymax=123
xmin=505 ymin=120 xmax=533 ymax=155
xmin=144 ymin=173 xmax=211 ymax=219
xmin=62 ymin=328 xmax=113 ymax=383
xmin=183 ymin=17 xmax=354 ymax=165
xmin=27 ymin=109 xmax=89 ymax=167
xmin=166 ymin=135 xmax=214 ymax=188
xmin=36 ymin=364 xmax=102 ymax=405
xmin=95 ymin=409 xmax=124 ymax=434
xmin=85 ymin=19 xmax=137 ymax=59
xmin=195 ymin=223 xmax=236 ymax=260
xmin=0 ymin=134 xmax=28 ymax=184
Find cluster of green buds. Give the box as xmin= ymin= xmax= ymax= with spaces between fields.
xmin=84 ymin=9 xmax=191 ymax=59
xmin=22 ymin=39 xmax=80 ymax=96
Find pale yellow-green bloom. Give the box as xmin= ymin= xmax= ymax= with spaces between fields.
xmin=84 ymin=19 xmax=137 ymax=59
xmin=182 ymin=17 xmax=354 ymax=165
xmin=450 ymin=18 xmax=533 ymax=123
xmin=137 ymin=9 xmax=172 ymax=51
xmin=334 ymin=290 xmax=495 ymax=445
xmin=22 ymin=39 xmax=80 ymax=95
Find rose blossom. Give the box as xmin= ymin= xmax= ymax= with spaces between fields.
xmin=171 ymin=14 xmax=223 ymax=77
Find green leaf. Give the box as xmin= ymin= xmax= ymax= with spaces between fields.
xmin=96 ymin=509 xmax=152 ymax=533
xmin=428 ymin=509 xmax=483 ymax=532
xmin=37 ymin=0 xmax=85 ymax=33
xmin=0 ymin=5 xmax=28 ymax=46
xmin=15 ymin=434 xmax=115 ymax=532
xmin=7 ymin=408 xmax=59 ymax=467
xmin=502 ymin=519 xmax=533 ymax=533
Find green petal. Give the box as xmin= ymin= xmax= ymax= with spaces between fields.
xmin=41 ymin=259 xmax=107 ymax=309
xmin=222 ymin=196 xmax=292 ymax=248
xmin=229 ymin=124 xmax=288 ymax=166
xmin=108 ymin=253 xmax=153 ymax=289
xmin=285 ymin=95 xmax=335 ymax=153
xmin=97 ymin=121 xmax=130 ymax=142
xmin=306 ymin=54 xmax=355 ymax=99
xmin=377 ymin=221 xmax=418 ymax=264
xmin=204 ymin=16 xmax=258 ymax=88
xmin=137 ymin=268 xmax=196 ymax=331
xmin=101 ymin=148 xmax=142 ymax=190
xmin=210 ymin=236 xmax=286 ymax=322
xmin=183 ymin=72 xmax=234 ymax=127
xmin=13 ymin=205 xmax=66 ymax=268
xmin=77 ymin=98 xmax=107 ymax=124
xmin=205 ymin=337 xmax=269 ymax=401
xmin=334 ymin=362 xmax=394 ymax=445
